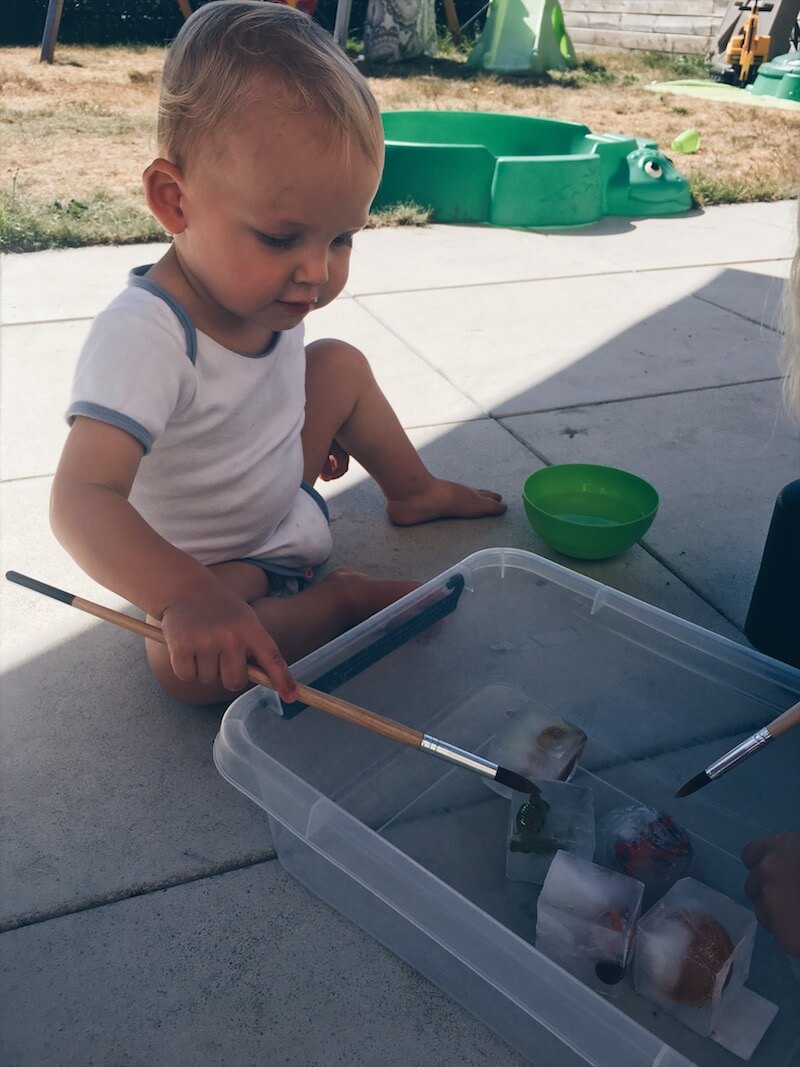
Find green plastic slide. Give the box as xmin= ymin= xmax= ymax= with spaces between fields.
xmin=467 ymin=0 xmax=576 ymax=75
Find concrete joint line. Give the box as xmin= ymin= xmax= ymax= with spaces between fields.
xmin=0 ymin=850 xmax=278 ymax=934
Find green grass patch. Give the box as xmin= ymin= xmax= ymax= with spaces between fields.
xmin=637 ymin=51 xmax=710 ymax=80
xmin=690 ymin=173 xmax=795 ymax=206
xmin=366 ymin=201 xmax=432 ymax=227
xmin=0 ymin=187 xmax=430 ymax=252
xmin=0 ymin=188 xmax=165 ymax=252
xmin=575 ymin=57 xmax=616 ymax=84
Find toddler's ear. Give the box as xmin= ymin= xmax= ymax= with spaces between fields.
xmin=143 ymin=159 xmax=187 ymax=235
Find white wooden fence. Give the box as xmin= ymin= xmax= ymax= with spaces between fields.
xmin=560 ymin=0 xmax=730 ymax=55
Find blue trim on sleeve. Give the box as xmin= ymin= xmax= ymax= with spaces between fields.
xmin=128 ymin=267 xmax=197 ymax=365
xmin=301 ymin=479 xmax=330 ymax=521
xmin=66 ymin=402 xmax=154 ymax=454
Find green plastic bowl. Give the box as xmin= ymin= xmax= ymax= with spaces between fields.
xmin=522 ymin=464 xmax=659 ymax=560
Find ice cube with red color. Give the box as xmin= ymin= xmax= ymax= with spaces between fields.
xmin=536 ymin=851 xmax=645 ymax=998
xmin=599 ymin=804 xmax=693 ymax=905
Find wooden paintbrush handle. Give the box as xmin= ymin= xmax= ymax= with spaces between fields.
xmin=73 ymin=595 xmax=425 ymax=748
xmin=293 ymin=682 xmax=423 ymax=747
xmin=767 ymin=699 xmax=800 ymax=739
xmin=11 ymin=571 xmax=524 ymax=788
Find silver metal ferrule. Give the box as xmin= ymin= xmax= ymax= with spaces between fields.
xmin=420 ymin=735 xmax=497 ymax=780
xmin=707 ymin=727 xmax=772 ymax=780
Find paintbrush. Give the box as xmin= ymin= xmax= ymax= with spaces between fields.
xmin=5 ymin=570 xmax=537 ymax=795
xmin=675 ymin=699 xmax=800 ymax=799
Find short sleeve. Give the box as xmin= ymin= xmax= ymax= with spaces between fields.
xmin=66 ymin=288 xmax=195 ymax=454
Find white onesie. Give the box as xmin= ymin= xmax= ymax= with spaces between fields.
xmin=66 ymin=269 xmax=332 ymax=578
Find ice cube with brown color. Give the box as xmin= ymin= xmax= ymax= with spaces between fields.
xmin=488 ymin=708 xmax=588 ymax=798
xmin=633 ymin=878 xmax=757 ymax=1037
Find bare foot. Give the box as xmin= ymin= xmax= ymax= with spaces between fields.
xmin=386 ymin=479 xmax=507 ymax=527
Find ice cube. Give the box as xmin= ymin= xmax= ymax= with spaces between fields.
xmin=633 ymin=877 xmax=757 ymax=1037
xmin=506 ymin=780 xmax=595 ymax=884
xmin=488 ymin=709 xmax=587 ymax=797
xmin=536 ymin=851 xmax=644 ymax=998
xmin=599 ymin=805 xmax=693 ymax=906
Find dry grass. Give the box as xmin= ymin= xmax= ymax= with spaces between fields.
xmin=2 ymin=44 xmax=798 ymax=251
xmin=2 ymin=46 xmax=161 ymax=204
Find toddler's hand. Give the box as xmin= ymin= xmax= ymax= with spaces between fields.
xmin=742 ymin=832 xmax=800 ymax=957
xmin=161 ymin=586 xmax=297 ymax=702
xmin=320 ymin=439 xmax=350 ymax=481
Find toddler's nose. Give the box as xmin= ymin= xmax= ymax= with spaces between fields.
xmin=293 ymin=250 xmax=329 ymax=287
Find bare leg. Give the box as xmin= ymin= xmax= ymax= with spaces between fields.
xmin=303 ymin=339 xmax=506 ymax=525
xmin=145 ymin=562 xmax=418 ymax=705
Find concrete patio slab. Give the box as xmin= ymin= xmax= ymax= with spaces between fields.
xmin=720 ymin=199 xmax=798 ymax=233
xmin=0 ymin=220 xmax=614 ymax=325
xmin=1 ymin=201 xmax=793 ymax=324
xmin=503 ymin=379 xmax=800 ymax=628
xmin=0 ymin=476 xmax=123 ymax=672
xmin=360 ymin=263 xmax=785 ymax=417
xmin=320 ymin=418 xmax=744 ymax=641
xmin=1 ymin=478 xmax=271 ymax=924
xmin=304 ymin=297 xmax=484 ymax=427
xmin=0 ymin=243 xmax=170 ymax=325
xmin=0 ymin=861 xmax=533 ymax=1067
xmin=541 ymin=201 xmax=796 ymax=272
xmin=0 ymin=296 xmax=483 ymax=494
xmin=345 ymin=224 xmax=616 ymax=295
xmin=688 ymin=260 xmax=789 ymax=332
xmin=0 ymin=414 xmax=743 ymax=925
xmin=2 ymin=200 xmax=798 ymax=1067
xmin=0 ymin=320 xmax=87 ymax=481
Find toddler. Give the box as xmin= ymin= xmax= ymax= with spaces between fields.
xmin=51 ymin=2 xmax=505 ymax=705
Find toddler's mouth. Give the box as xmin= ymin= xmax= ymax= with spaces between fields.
xmin=277 ymin=298 xmax=317 ymax=314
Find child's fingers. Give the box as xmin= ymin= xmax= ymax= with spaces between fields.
xmin=195 ymin=650 xmax=222 ymax=687
xmin=249 ymin=629 xmax=297 ymax=703
xmin=752 ymin=899 xmax=774 ymax=934
xmin=320 ymin=440 xmax=350 ymax=481
xmin=170 ymin=645 xmax=200 ymax=684
xmin=741 ymin=836 xmax=769 ymax=869
xmin=218 ymin=646 xmax=249 ymax=693
xmin=744 ymin=865 xmax=764 ymax=903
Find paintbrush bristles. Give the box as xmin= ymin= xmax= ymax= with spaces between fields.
xmin=495 ymin=766 xmax=538 ymax=794
xmin=674 ymin=770 xmax=711 ymax=799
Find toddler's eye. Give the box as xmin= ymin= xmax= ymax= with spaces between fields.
xmin=332 ymin=233 xmax=354 ymax=248
xmin=258 ymin=232 xmax=295 ymax=249
xmin=643 ymin=160 xmax=663 ymax=179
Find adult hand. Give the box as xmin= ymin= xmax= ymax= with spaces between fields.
xmin=742 ymin=832 xmax=800 ymax=957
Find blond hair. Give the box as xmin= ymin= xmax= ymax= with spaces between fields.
xmin=782 ymin=199 xmax=800 ymax=419
xmin=158 ymin=2 xmax=383 ymax=170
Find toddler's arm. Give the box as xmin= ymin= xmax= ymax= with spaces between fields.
xmin=50 ymin=417 xmax=297 ymax=700
xmin=742 ymin=831 xmax=800 ymax=957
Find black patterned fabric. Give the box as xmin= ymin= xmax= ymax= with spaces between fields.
xmin=364 ymin=0 xmax=436 ymax=61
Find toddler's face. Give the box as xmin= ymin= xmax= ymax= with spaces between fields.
xmin=174 ymin=102 xmax=381 ymax=349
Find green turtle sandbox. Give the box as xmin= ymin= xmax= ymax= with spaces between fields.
xmin=648 ymin=53 xmax=800 ymax=111
xmin=374 ymin=111 xmax=692 ymax=228
xmin=750 ymin=52 xmax=800 ymax=102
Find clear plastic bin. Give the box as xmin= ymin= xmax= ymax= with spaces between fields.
xmin=214 ymin=549 xmax=800 ymax=1067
